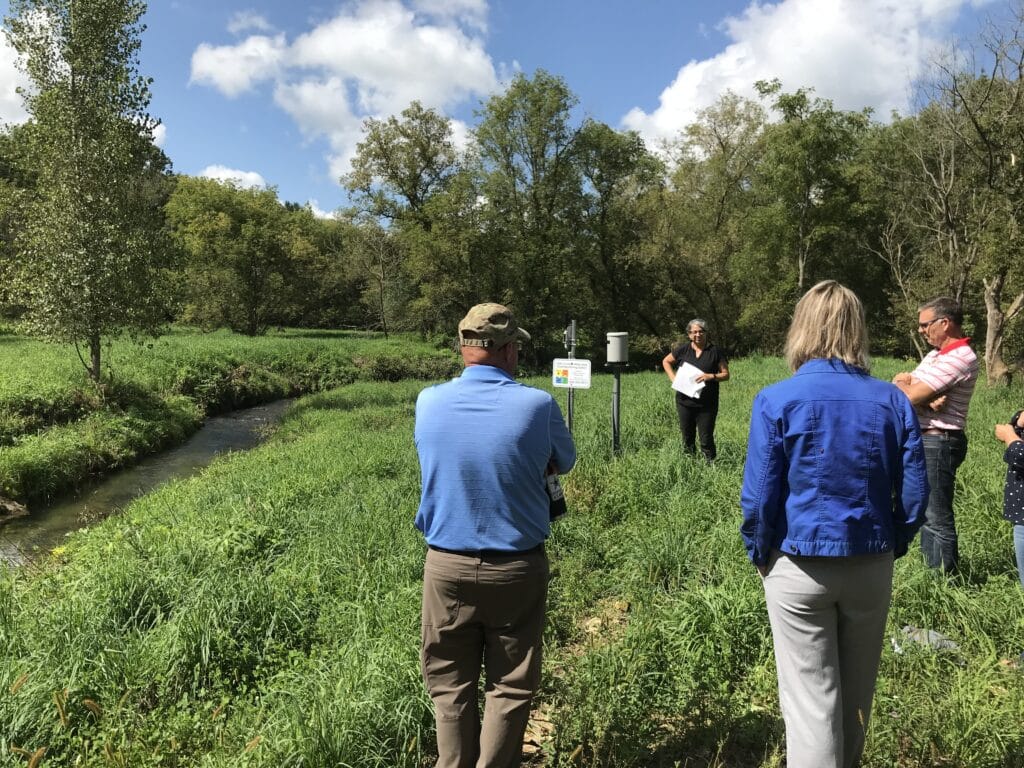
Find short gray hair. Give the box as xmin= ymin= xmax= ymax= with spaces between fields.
xmin=918 ymin=297 xmax=963 ymax=326
xmin=686 ymin=318 xmax=708 ymax=333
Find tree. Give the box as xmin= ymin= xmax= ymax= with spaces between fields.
xmin=473 ymin=70 xmax=583 ymax=348
xmin=344 ymin=101 xmax=458 ymax=232
xmin=658 ymin=92 xmax=765 ymax=350
xmin=344 ymin=101 xmax=475 ymax=335
xmin=349 ymin=220 xmax=407 ymax=338
xmin=279 ymin=207 xmax=366 ymax=329
xmin=929 ymin=5 xmax=1024 ymax=384
xmin=734 ymin=81 xmax=876 ymax=350
xmin=165 ymin=177 xmax=292 ymax=336
xmin=2 ymin=0 xmax=172 ymax=381
xmin=574 ymin=120 xmax=664 ymax=337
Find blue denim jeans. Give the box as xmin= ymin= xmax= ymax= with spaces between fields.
xmin=1014 ymin=525 xmax=1024 ymax=589
xmin=920 ymin=431 xmax=968 ymax=572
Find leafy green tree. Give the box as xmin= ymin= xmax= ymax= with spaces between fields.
xmin=165 ymin=177 xmax=292 ymax=336
xmin=734 ymin=81 xmax=875 ymax=350
xmin=2 ymin=0 xmax=173 ymax=381
xmin=575 ymin=120 xmax=664 ymax=338
xmin=474 ymin=70 xmax=583 ymax=348
xmin=932 ymin=8 xmax=1024 ymax=384
xmin=658 ymin=92 xmax=765 ymax=351
xmin=344 ymin=101 xmax=458 ymax=232
xmin=280 ymin=207 xmax=366 ymax=329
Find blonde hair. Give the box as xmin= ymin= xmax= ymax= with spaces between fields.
xmin=784 ymin=280 xmax=869 ymax=372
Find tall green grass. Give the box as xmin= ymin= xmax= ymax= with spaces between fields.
xmin=0 ymin=329 xmax=458 ymax=504
xmin=1 ymin=360 xmax=1021 ymax=766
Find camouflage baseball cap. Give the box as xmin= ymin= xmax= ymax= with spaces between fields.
xmin=458 ymin=303 xmax=531 ymax=348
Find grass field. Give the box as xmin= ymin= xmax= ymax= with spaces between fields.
xmin=0 ymin=328 xmax=458 ymax=505
xmin=1 ymin=356 xmax=1022 ymax=767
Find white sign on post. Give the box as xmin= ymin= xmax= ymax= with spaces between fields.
xmin=552 ymin=358 xmax=591 ymax=389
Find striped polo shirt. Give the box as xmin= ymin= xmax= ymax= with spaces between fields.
xmin=911 ymin=338 xmax=978 ymax=430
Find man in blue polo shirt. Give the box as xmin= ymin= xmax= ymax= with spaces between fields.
xmin=415 ymin=302 xmax=576 ymax=768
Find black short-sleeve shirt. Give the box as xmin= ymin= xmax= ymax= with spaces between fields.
xmin=670 ymin=343 xmax=726 ymax=410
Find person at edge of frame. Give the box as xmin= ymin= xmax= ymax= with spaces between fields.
xmin=661 ymin=318 xmax=730 ymax=462
xmin=892 ymin=297 xmax=979 ymax=574
xmin=413 ymin=302 xmax=577 ymax=768
xmin=740 ymin=280 xmax=929 ymax=768
xmin=994 ymin=408 xmax=1024 ymax=590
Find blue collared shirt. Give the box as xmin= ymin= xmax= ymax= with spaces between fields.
xmin=414 ymin=365 xmax=576 ymax=552
xmin=740 ymin=358 xmax=929 ymax=565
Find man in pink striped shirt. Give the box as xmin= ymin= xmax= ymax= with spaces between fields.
xmin=893 ymin=297 xmax=978 ymax=573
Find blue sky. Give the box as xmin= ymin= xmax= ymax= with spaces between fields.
xmin=0 ymin=0 xmax=1000 ymax=215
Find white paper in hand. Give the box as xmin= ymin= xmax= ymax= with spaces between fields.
xmin=671 ymin=362 xmax=706 ymax=398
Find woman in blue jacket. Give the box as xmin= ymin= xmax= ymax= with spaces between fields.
xmin=740 ymin=280 xmax=929 ymax=768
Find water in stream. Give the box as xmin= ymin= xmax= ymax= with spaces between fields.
xmin=0 ymin=399 xmax=292 ymax=564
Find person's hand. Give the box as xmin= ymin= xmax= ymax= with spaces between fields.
xmin=893 ymin=372 xmax=912 ymax=385
xmin=696 ymin=373 xmax=716 ymax=383
xmin=928 ymin=394 xmax=947 ymax=411
xmin=1016 ymin=411 xmax=1024 ymax=429
xmin=995 ymin=423 xmax=1021 ymax=446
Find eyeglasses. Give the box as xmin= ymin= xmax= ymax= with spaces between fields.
xmin=688 ymin=329 xmax=706 ymax=335
xmin=918 ymin=317 xmax=946 ymax=331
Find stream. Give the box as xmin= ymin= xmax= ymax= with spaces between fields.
xmin=0 ymin=399 xmax=292 ymax=565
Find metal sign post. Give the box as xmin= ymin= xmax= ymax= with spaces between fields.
xmin=564 ymin=320 xmax=577 ymax=433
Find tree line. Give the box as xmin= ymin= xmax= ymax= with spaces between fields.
xmin=1 ymin=0 xmax=1022 ymax=383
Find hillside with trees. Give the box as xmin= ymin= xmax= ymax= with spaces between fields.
xmin=0 ymin=1 xmax=1022 ymax=383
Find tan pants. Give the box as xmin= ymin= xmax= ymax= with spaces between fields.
xmin=421 ymin=547 xmax=548 ymax=768
xmin=762 ymin=551 xmax=894 ymax=768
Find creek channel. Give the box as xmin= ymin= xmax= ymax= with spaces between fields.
xmin=0 ymin=399 xmax=292 ymax=565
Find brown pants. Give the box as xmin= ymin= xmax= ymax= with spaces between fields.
xmin=421 ymin=547 xmax=549 ymax=768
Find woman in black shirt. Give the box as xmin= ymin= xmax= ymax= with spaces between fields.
xmin=661 ymin=318 xmax=730 ymax=462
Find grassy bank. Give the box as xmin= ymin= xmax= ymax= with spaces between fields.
xmin=0 ymin=328 xmax=458 ymax=505
xmin=1 ymin=360 xmax=1022 ymax=766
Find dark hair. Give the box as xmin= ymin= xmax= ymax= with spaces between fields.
xmin=919 ymin=297 xmax=963 ymax=326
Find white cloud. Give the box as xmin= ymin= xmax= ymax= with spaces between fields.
xmin=449 ymin=118 xmax=472 ymax=153
xmin=199 ymin=164 xmax=267 ymax=189
xmin=623 ymin=0 xmax=991 ymax=146
xmin=191 ymin=0 xmax=497 ymax=186
xmin=307 ymin=199 xmax=337 ymax=219
xmin=189 ymin=34 xmax=287 ymax=97
xmin=151 ymin=123 xmax=167 ymax=148
xmin=0 ymin=38 xmax=31 ymax=126
xmin=288 ymin=0 xmax=496 ymax=115
xmin=412 ymin=0 xmax=488 ymax=32
xmin=227 ymin=10 xmax=275 ymax=36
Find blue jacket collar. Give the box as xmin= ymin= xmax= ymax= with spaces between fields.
xmin=794 ymin=358 xmax=868 ymax=376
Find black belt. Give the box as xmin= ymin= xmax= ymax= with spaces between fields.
xmin=428 ymin=543 xmax=544 ymax=558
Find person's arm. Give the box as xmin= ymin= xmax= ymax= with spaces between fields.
xmin=998 ymin=412 xmax=1024 ymax=473
xmin=893 ymin=400 xmax=929 ymax=557
xmin=995 ymin=422 xmax=1022 ymax=447
xmin=696 ymin=353 xmax=729 ymax=384
xmin=996 ymin=414 xmax=1024 ymax=477
xmin=740 ymin=392 xmax=785 ymax=575
xmin=661 ymin=351 xmax=677 ymax=383
xmin=892 ymin=375 xmax=939 ymax=407
xmin=547 ymin=398 xmax=577 ymax=475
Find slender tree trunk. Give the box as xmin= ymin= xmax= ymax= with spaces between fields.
xmin=89 ymin=331 xmax=101 ymax=383
xmin=983 ymin=272 xmax=1024 ymax=386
